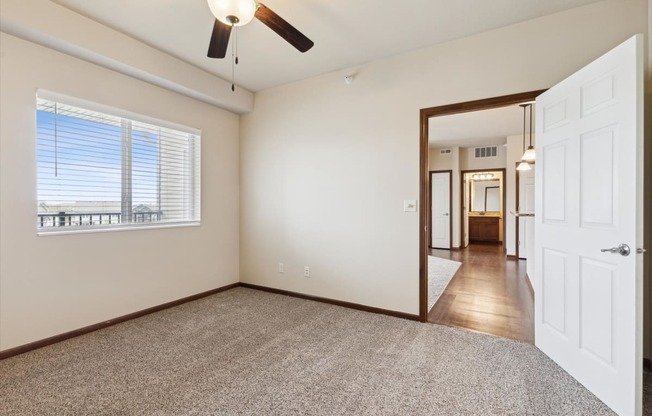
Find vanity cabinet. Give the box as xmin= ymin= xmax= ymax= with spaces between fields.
xmin=469 ymin=216 xmax=500 ymax=242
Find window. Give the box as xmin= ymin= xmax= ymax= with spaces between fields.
xmin=36 ymin=92 xmax=201 ymax=234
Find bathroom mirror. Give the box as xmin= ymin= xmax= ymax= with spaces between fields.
xmin=471 ymin=179 xmax=500 ymax=212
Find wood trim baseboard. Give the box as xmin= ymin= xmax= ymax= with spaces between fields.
xmin=0 ymin=282 xmax=240 ymax=360
xmin=240 ymin=283 xmax=420 ymax=321
xmin=525 ymin=273 xmax=534 ymax=298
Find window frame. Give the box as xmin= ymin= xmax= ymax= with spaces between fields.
xmin=35 ymin=90 xmax=202 ymax=236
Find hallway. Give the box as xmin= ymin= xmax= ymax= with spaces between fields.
xmin=428 ymin=244 xmax=534 ymax=343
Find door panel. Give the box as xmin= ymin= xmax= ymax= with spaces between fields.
xmin=541 ymin=248 xmax=568 ymax=336
xmin=430 ymin=172 xmax=451 ymax=249
xmin=542 ymin=142 xmax=568 ymax=224
xmin=579 ymin=257 xmax=615 ymax=366
xmin=580 ymin=127 xmax=617 ymax=227
xmin=535 ymin=35 xmax=643 ymax=416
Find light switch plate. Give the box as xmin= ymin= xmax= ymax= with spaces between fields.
xmin=403 ymin=200 xmax=417 ymax=212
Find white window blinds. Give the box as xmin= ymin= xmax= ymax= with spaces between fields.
xmin=36 ymin=92 xmax=201 ymax=233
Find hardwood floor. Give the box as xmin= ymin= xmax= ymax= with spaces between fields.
xmin=428 ymin=244 xmax=534 ymax=344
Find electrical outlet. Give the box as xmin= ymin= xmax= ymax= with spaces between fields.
xmin=279 ymin=262 xmax=284 ymax=273
xmin=304 ymin=266 xmax=310 ymax=277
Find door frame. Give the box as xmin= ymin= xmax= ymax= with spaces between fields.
xmin=460 ymin=168 xmax=506 ymax=249
xmin=428 ymin=170 xmax=453 ymax=250
xmin=419 ymin=89 xmax=547 ymax=321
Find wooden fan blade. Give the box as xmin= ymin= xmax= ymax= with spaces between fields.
xmin=255 ymin=3 xmax=314 ymax=53
xmin=207 ymin=19 xmax=232 ymax=58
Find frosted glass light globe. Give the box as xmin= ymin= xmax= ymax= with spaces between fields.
xmin=521 ymin=146 xmax=536 ymax=162
xmin=516 ymin=161 xmax=532 ymax=171
xmin=207 ymin=0 xmax=257 ymax=26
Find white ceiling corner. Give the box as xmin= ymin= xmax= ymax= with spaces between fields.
xmin=49 ymin=0 xmax=603 ymax=92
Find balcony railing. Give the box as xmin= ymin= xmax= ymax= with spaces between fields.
xmin=37 ymin=211 xmax=162 ymax=228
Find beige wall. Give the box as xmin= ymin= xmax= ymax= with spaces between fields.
xmin=0 ymin=34 xmax=240 ymax=351
xmin=428 ymin=147 xmax=456 ymax=171
xmin=240 ymin=0 xmax=649 ymax=315
xmin=459 ymin=145 xmax=507 ymax=171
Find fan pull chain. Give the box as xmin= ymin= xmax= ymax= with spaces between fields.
xmin=230 ymin=25 xmax=240 ymax=92
xmin=231 ymin=24 xmax=235 ymax=92
xmin=54 ymin=102 xmax=59 ymax=177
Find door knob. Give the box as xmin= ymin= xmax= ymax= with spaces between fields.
xmin=601 ymin=244 xmax=631 ymax=256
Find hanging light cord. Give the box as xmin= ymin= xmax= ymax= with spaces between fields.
xmin=528 ymin=103 xmax=533 ymax=147
xmin=522 ymin=104 xmax=526 ymax=153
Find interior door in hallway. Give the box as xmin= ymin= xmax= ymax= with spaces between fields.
xmin=430 ymin=171 xmax=451 ymax=249
xmin=518 ymin=166 xmax=535 ymax=260
xmin=535 ymin=35 xmax=644 ymax=416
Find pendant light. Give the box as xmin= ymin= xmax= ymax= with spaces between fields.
xmin=517 ymin=104 xmax=531 ymax=171
xmin=521 ymin=103 xmax=536 ymax=162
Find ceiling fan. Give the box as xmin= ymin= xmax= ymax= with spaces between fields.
xmin=206 ymin=0 xmax=314 ymax=59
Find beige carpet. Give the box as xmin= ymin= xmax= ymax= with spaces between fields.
xmin=0 ymin=287 xmax=624 ymax=415
xmin=427 ymin=255 xmax=461 ymax=311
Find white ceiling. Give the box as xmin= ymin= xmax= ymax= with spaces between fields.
xmin=51 ymin=0 xmax=601 ymax=92
xmin=428 ymin=104 xmax=534 ymax=148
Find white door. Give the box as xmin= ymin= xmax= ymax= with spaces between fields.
xmin=535 ymin=35 xmax=644 ymax=416
xmin=430 ymin=171 xmax=451 ymax=249
xmin=518 ymin=166 xmax=535 ymax=260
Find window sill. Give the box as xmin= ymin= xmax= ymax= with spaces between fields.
xmin=37 ymin=221 xmax=200 ymax=237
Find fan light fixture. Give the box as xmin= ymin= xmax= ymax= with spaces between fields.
xmin=207 ymin=0 xmax=257 ymax=26
xmin=471 ymin=173 xmax=495 ymax=181
xmin=205 ymin=0 xmax=314 ymax=92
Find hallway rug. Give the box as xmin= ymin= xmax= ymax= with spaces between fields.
xmin=428 ymin=255 xmax=462 ymax=311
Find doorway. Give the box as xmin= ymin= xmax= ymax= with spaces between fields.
xmin=421 ymin=95 xmax=541 ymax=343
xmin=418 ymin=90 xmax=545 ymax=321
xmin=461 ymin=168 xmax=506 ymax=250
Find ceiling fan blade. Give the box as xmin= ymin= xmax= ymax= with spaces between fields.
xmin=255 ymin=3 xmax=314 ymax=53
xmin=207 ymin=19 xmax=232 ymax=59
